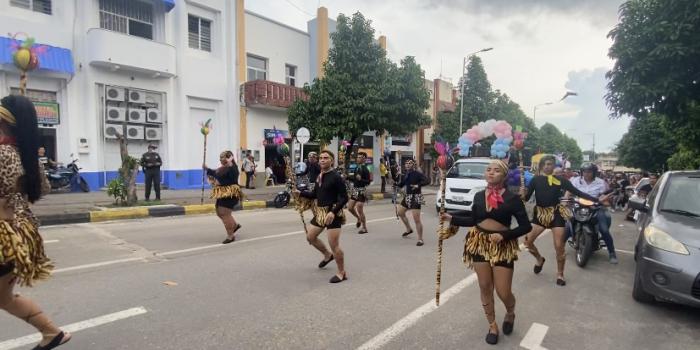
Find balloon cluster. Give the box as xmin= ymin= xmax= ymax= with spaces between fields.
xmin=199 ymin=119 xmax=212 ymax=136
xmin=507 ymin=168 xmax=534 ymax=187
xmin=457 ymin=119 xmax=513 ymax=159
xmin=434 ymin=139 xmax=454 ymax=170
xmin=272 ymin=127 xmax=288 ymax=155
xmin=10 ymin=33 xmax=46 ymax=72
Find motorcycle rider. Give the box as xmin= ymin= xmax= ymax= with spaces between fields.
xmin=566 ymin=163 xmax=618 ymax=264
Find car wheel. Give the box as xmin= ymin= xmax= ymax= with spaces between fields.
xmin=632 ymin=264 xmax=654 ymax=303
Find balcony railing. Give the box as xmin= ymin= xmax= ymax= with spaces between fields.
xmin=243 ymin=80 xmax=307 ymax=109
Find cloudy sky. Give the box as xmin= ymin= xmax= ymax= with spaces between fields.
xmin=246 ymin=0 xmax=631 ymax=152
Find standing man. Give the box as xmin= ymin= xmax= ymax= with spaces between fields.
xmin=296 ymin=150 xmax=349 ymax=283
xmin=141 ymin=143 xmax=162 ymax=201
xmin=379 ymin=160 xmax=388 ymax=193
xmin=242 ymin=152 xmax=257 ymax=189
xmin=299 ymin=152 xmax=321 ymax=186
xmin=396 ymin=159 xmax=430 ymax=246
xmin=37 ymin=146 xmax=56 ymax=169
xmin=348 ymin=152 xmax=371 ymax=234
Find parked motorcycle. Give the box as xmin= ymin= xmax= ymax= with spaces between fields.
xmin=564 ymin=197 xmax=604 ymax=267
xmin=273 ymin=176 xmax=309 ymax=208
xmin=47 ymin=155 xmax=89 ymax=192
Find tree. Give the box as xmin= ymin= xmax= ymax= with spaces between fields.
xmin=112 ymin=133 xmax=139 ymax=205
xmin=616 ymin=113 xmax=678 ymax=172
xmin=288 ymin=12 xmax=430 ymax=169
xmin=606 ymin=0 xmax=700 ymax=162
xmin=432 ymin=110 xmax=460 ymax=146
xmin=459 ymin=56 xmax=492 ymax=128
xmin=536 ymin=123 xmax=583 ymax=167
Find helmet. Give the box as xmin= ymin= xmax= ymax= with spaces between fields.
xmin=580 ymin=162 xmax=598 ymax=176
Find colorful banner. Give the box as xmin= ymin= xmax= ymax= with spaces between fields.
xmin=34 ymin=101 xmax=60 ymax=125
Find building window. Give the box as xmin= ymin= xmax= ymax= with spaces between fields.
xmin=188 ymin=15 xmax=211 ymax=52
xmin=99 ymin=0 xmax=154 ymax=40
xmin=247 ymin=54 xmax=267 ymax=81
xmin=10 ymin=0 xmax=52 ymax=14
xmin=285 ymin=64 xmax=297 ymax=86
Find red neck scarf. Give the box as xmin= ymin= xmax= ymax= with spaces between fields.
xmin=0 ymin=136 xmax=16 ymax=145
xmin=486 ymin=184 xmax=504 ymax=211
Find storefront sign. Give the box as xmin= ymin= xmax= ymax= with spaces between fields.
xmin=34 ymin=102 xmax=60 ymax=125
xmin=264 ymin=129 xmax=290 ymax=139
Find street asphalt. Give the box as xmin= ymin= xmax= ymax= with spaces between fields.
xmin=1 ymin=199 xmax=698 ymax=350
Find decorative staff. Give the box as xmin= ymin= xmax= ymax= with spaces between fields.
xmin=200 ymin=118 xmax=212 ymax=205
xmin=9 ymin=32 xmax=47 ymax=96
xmin=513 ymin=126 xmax=528 ymax=200
xmin=279 ymin=131 xmax=312 ymax=233
xmin=434 ymin=139 xmax=455 ymax=306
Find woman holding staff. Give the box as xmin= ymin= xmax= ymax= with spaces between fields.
xmin=203 ymin=150 xmax=243 ymax=244
xmin=440 ymin=159 xmax=532 ymax=345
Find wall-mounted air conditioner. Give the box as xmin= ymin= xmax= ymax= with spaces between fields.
xmin=146 ymin=109 xmax=162 ymax=124
xmin=104 ymin=124 xmax=124 ymax=139
xmin=145 ymin=127 xmax=162 ymax=141
xmin=106 ymin=106 xmax=126 ymax=122
xmin=128 ymin=108 xmax=146 ymax=124
xmin=106 ymin=86 xmax=125 ymax=102
xmin=128 ymin=89 xmax=146 ymax=104
xmin=126 ymin=125 xmax=144 ymax=140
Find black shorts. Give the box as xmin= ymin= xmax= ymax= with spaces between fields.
xmin=215 ymin=198 xmax=239 ymax=210
xmin=0 ymin=262 xmax=14 ymax=277
xmin=531 ymin=206 xmax=567 ymax=228
xmin=400 ymin=198 xmax=421 ymax=210
xmin=471 ymin=254 xmax=514 ymax=269
xmin=310 ymin=213 xmax=344 ymax=229
xmin=350 ymin=194 xmax=367 ymax=203
xmin=350 ymin=187 xmax=368 ymax=203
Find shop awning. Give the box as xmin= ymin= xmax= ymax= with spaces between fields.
xmin=0 ymin=37 xmax=74 ymax=75
xmin=163 ymin=0 xmax=175 ymax=11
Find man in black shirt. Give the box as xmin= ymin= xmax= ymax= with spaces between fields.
xmin=297 ymin=150 xmax=349 ymax=283
xmin=348 ymin=152 xmax=371 ymax=234
xmin=140 ymin=143 xmax=162 ymax=201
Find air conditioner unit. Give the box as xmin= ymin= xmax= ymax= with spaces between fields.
xmin=145 ymin=127 xmax=162 ymax=141
xmin=128 ymin=89 xmax=146 ymax=104
xmin=146 ymin=109 xmax=162 ymax=124
xmin=126 ymin=125 xmax=144 ymax=140
xmin=106 ymin=86 xmax=125 ymax=101
xmin=104 ymin=124 xmax=124 ymax=139
xmin=128 ymin=108 xmax=146 ymax=124
xmin=106 ymin=106 xmax=126 ymax=122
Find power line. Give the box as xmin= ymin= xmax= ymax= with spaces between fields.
xmin=284 ymin=0 xmax=314 ymax=17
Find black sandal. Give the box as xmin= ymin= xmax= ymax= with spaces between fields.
xmin=502 ymin=315 xmax=515 ymax=335
xmin=233 ymin=224 xmax=242 ymax=233
xmin=556 ymin=277 xmax=566 ymax=286
xmin=222 ymin=237 xmax=235 ymax=244
xmin=402 ymin=230 xmax=414 ymax=237
xmin=356 ymin=221 xmax=361 ymax=228
xmin=33 ymin=331 xmax=70 ymax=350
xmin=485 ymin=326 xmax=499 ymax=345
xmin=534 ymin=257 xmax=545 ymax=274
xmin=416 ymin=240 xmax=424 ymax=246
xmin=318 ymin=255 xmax=334 ymax=268
xmin=358 ymin=229 xmax=368 ymax=234
xmin=329 ymin=272 xmax=347 ymax=283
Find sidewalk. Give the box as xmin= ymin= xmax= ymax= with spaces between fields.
xmin=34 ymin=184 xmax=439 ymax=226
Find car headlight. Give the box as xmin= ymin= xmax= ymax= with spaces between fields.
xmin=644 ymin=226 xmax=690 ymax=255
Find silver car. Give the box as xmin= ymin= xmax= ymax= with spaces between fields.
xmin=630 ymin=171 xmax=700 ymax=307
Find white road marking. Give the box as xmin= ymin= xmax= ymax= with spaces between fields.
xmin=44 ymin=239 xmax=59 ymax=244
xmin=0 ymin=307 xmax=147 ymax=350
xmin=520 ymin=322 xmax=550 ymax=350
xmin=356 ymin=241 xmax=527 ymax=350
xmin=616 ymin=249 xmax=634 ymax=255
xmin=53 ymin=216 xmax=397 ymax=271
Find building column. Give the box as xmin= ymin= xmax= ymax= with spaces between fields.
xmin=236 ymin=0 xmax=247 ymax=185
xmin=316 ymin=7 xmax=329 ymax=78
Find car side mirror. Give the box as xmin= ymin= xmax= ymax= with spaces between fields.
xmin=629 ymin=196 xmax=648 ymax=213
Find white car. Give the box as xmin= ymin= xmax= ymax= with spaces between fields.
xmin=435 ymin=158 xmax=490 ymax=213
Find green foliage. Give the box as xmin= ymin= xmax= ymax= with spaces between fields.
xmin=536 ymin=123 xmax=583 ymax=167
xmin=287 ymin=12 xmax=430 ymax=158
xmin=460 ymin=56 xmax=492 ymax=127
xmin=616 ymin=113 xmax=677 ymax=172
xmin=668 ymin=147 xmax=700 ymax=170
xmin=107 ymin=178 xmax=128 ymax=206
xmin=607 ymin=0 xmax=700 ymax=157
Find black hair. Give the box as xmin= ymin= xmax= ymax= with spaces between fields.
xmin=358 ymin=151 xmax=367 ymax=158
xmin=320 ymin=149 xmax=335 ymax=160
xmin=1 ymin=95 xmax=42 ymax=203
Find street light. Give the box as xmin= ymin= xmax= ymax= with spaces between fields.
xmin=532 ymin=91 xmax=577 ymax=127
xmin=459 ymin=47 xmax=494 ymax=134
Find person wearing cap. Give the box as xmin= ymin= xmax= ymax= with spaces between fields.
xmin=140 ymin=144 xmax=162 ymax=201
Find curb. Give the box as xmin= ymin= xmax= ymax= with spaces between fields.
xmin=37 ymin=191 xmax=433 ymax=226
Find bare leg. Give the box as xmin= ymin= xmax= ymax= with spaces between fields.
xmin=347 ymin=200 xmax=359 ymax=221
xmin=552 ymin=227 xmax=567 ymax=281
xmin=524 ymin=224 xmax=547 ymax=267
xmin=493 ymin=266 xmax=516 ymax=325
xmin=397 ymin=205 xmax=412 ymax=233
xmin=326 ymin=228 xmax=345 ymax=277
xmin=411 ymin=209 xmax=423 ymax=242
xmin=216 ymin=207 xmax=238 ymax=239
xmin=0 ymin=272 xmax=71 ymax=347
xmin=473 ymin=262 xmax=498 ymax=334
xmin=306 ymin=224 xmax=332 ymax=260
xmin=356 ymin=201 xmax=367 ymax=231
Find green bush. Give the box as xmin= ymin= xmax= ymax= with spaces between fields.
xmin=107 ymin=178 xmax=128 ymax=206
xmin=668 ymin=148 xmax=700 ymax=171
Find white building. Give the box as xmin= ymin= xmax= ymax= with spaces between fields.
xmin=0 ymin=0 xmax=239 ymax=190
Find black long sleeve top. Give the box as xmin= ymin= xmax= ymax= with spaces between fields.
xmin=524 ymin=175 xmax=598 ymax=207
xmin=300 ymin=169 xmax=348 ymax=215
xmin=450 ymin=190 xmax=533 ymax=241
xmin=396 ymin=170 xmax=430 ymax=194
xmin=350 ymin=164 xmax=371 ymax=188
xmin=206 ymin=166 xmax=239 ymax=186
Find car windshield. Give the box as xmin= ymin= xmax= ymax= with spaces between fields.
xmin=446 ymin=162 xmax=488 ymax=179
xmin=659 ymin=175 xmax=700 ymax=218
